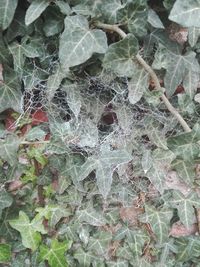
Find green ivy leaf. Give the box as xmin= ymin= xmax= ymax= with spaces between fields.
xmin=0 ymin=0 xmax=18 ymax=30
xmin=0 ymin=190 xmax=13 ymax=218
xmin=107 ymin=261 xmax=128 ymax=267
xmin=140 ymin=205 xmax=173 ymax=245
xmin=0 ymin=70 xmax=23 ymax=113
xmin=165 ymin=190 xmax=200 ymax=228
xmin=78 ymin=148 xmax=132 ymax=198
xmin=175 ymin=236 xmax=200 ymax=262
xmin=117 ymin=0 xmax=148 ymax=37
xmin=167 ymin=124 xmax=200 ymax=161
xmin=9 ymin=211 xmax=45 ymax=251
xmin=98 ymin=0 xmax=123 ymax=24
xmin=169 ymin=0 xmax=200 ymax=28
xmin=0 ymin=243 xmax=11 ymax=263
xmin=128 ymin=67 xmax=149 ymax=105
xmin=171 ymin=159 xmax=196 ymax=186
xmin=59 ymin=15 xmax=107 ymax=70
xmin=43 ymin=6 xmax=64 ymax=37
xmin=39 ymin=239 xmax=70 ymax=267
xmin=25 ymin=0 xmax=49 ymax=26
xmin=76 ymin=207 xmax=106 ymax=226
xmin=148 ymin=9 xmax=165 ymax=29
xmin=153 ymin=45 xmax=200 ymax=96
xmin=103 ymin=34 xmax=138 ymax=77
xmin=55 ymin=0 xmax=71 ymax=15
xmin=74 ymin=248 xmax=96 ymax=267
xmin=188 ymin=27 xmax=200 ymax=47
xmin=0 ymin=135 xmax=20 ymax=166
xmin=87 ymin=231 xmax=112 ymax=256
xmin=146 ymin=149 xmax=176 ymax=194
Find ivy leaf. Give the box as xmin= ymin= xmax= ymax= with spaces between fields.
xmin=188 ymin=27 xmax=200 ymax=47
xmin=39 ymin=239 xmax=70 ymax=267
xmin=9 ymin=211 xmax=44 ymax=251
xmin=117 ymin=0 xmax=148 ymax=37
xmin=167 ymin=124 xmax=200 ymax=161
xmin=165 ymin=190 xmax=200 ymax=228
xmin=175 ymin=236 xmax=200 ymax=262
xmin=0 ymin=190 xmax=13 ymax=218
xmin=87 ymin=231 xmax=112 ymax=256
xmin=107 ymin=261 xmax=128 ymax=267
xmin=171 ymin=159 xmax=196 ymax=186
xmin=59 ymin=15 xmax=107 ymax=70
xmin=148 ymin=9 xmax=165 ymax=29
xmin=146 ymin=149 xmax=176 ymax=194
xmin=74 ymin=248 xmax=96 ymax=267
xmin=76 ymin=207 xmax=106 ymax=226
xmin=25 ymin=0 xmax=49 ymax=26
xmin=0 ymin=135 xmax=20 ymax=166
xmin=98 ymin=0 xmax=123 ymax=24
xmin=0 ymin=69 xmax=23 ymax=113
xmin=169 ymin=0 xmax=200 ymax=28
xmin=0 ymin=0 xmax=18 ymax=30
xmin=153 ymin=45 xmax=200 ymax=96
xmin=0 ymin=243 xmax=11 ymax=263
xmin=103 ymin=34 xmax=139 ymax=77
xmin=78 ymin=148 xmax=132 ymax=198
xmin=128 ymin=67 xmax=149 ymax=105
xmin=140 ymin=205 xmax=173 ymax=244
xmin=183 ymin=69 xmax=199 ymax=98
xmin=55 ymin=1 xmax=71 ymax=15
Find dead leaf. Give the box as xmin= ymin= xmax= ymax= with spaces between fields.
xmin=119 ymin=206 xmax=144 ymax=226
xmin=170 ymin=221 xmax=198 ymax=237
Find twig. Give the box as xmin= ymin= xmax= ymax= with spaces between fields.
xmin=96 ymin=22 xmax=192 ymax=133
xmin=20 ymin=140 xmax=50 ymax=145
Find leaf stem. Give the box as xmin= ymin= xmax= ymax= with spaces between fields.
xmin=96 ymin=22 xmax=192 ymax=133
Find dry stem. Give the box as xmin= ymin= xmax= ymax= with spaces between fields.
xmin=96 ymin=22 xmax=191 ymax=133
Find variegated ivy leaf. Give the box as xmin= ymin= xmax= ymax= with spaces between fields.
xmin=165 ymin=190 xmax=200 ymax=228
xmin=0 ymin=135 xmax=20 ymax=166
xmin=0 ymin=190 xmax=13 ymax=218
xmin=128 ymin=67 xmax=149 ymax=105
xmin=9 ymin=211 xmax=46 ymax=251
xmin=25 ymin=0 xmax=49 ymax=26
xmin=171 ymin=159 xmax=196 ymax=186
xmin=76 ymin=207 xmax=106 ymax=226
xmin=188 ymin=27 xmax=200 ymax=47
xmin=153 ymin=44 xmax=200 ymax=96
xmin=0 ymin=0 xmax=18 ymax=30
xmin=169 ymin=0 xmax=200 ymax=28
xmin=87 ymin=231 xmax=112 ymax=256
xmin=78 ymin=148 xmax=132 ymax=198
xmin=103 ymin=34 xmax=138 ymax=77
xmin=0 ymin=70 xmax=23 ymax=113
xmin=117 ymin=0 xmax=148 ymax=37
xmin=59 ymin=15 xmax=107 ymax=70
xmin=175 ymin=236 xmax=200 ymax=262
xmin=140 ymin=205 xmax=173 ymax=245
xmin=145 ymin=149 xmax=176 ymax=194
xmin=167 ymin=124 xmax=200 ymax=161
xmin=39 ymin=239 xmax=70 ymax=267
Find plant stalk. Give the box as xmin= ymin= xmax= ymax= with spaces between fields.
xmin=96 ymin=22 xmax=192 ymax=133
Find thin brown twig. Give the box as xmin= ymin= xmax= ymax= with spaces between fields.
xmin=96 ymin=22 xmax=192 ymax=133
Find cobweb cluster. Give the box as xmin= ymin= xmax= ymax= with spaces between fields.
xmin=17 ymin=60 xmax=180 ymax=157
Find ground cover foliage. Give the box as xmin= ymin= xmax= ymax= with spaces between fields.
xmin=1 ymin=0 xmax=200 ymax=266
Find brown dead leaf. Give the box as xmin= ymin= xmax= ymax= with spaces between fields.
xmin=165 ymin=171 xmax=191 ymax=196
xmin=170 ymin=221 xmax=198 ymax=237
xmin=120 ymin=206 xmax=144 ymax=226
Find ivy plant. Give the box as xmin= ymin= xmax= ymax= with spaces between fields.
xmin=1 ymin=0 xmax=200 ymax=266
